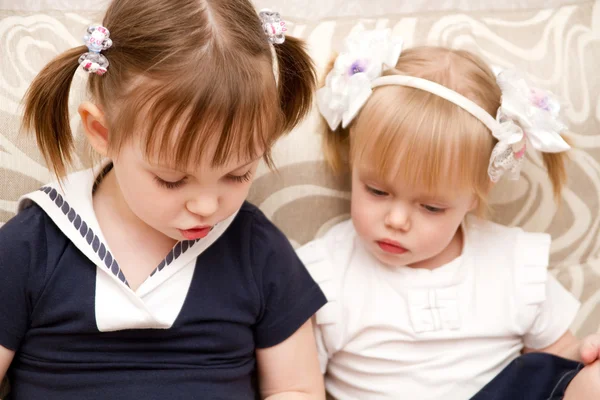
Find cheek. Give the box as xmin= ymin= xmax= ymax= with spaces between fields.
xmin=114 ymin=166 xmax=176 ymax=218
xmin=116 ymin=167 xmax=152 ymax=200
xmin=350 ymin=189 xmax=376 ymax=233
xmin=225 ymin=183 xmax=251 ymax=209
xmin=418 ymin=214 xmax=462 ymax=248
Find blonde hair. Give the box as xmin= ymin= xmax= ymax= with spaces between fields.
xmin=23 ymin=0 xmax=316 ymax=178
xmin=322 ymin=46 xmax=568 ymax=213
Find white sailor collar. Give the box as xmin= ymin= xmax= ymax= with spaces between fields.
xmin=19 ymin=163 xmax=238 ymax=331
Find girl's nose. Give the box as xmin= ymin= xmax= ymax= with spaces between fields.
xmin=186 ymin=193 xmax=219 ymax=218
xmin=384 ymin=204 xmax=411 ymax=231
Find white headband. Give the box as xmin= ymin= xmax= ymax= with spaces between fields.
xmin=316 ymin=26 xmax=571 ymax=182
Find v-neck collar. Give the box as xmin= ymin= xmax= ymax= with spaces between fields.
xmin=18 ymin=163 xmax=238 ymax=331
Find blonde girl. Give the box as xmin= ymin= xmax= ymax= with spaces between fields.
xmin=0 ymin=1 xmax=327 ymax=399
xmin=298 ymin=27 xmax=600 ymax=400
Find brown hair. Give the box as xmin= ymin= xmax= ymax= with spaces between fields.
xmin=322 ymin=46 xmax=569 ymax=213
xmin=23 ymin=0 xmax=316 ymax=178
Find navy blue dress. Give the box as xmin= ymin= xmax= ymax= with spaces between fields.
xmin=0 ymin=168 xmax=326 ymax=400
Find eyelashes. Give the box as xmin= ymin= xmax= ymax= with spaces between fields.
xmin=365 ymin=185 xmax=388 ymax=197
xmin=365 ymin=185 xmax=446 ymax=214
xmin=422 ymin=205 xmax=445 ymax=214
xmin=227 ymin=170 xmax=253 ymax=184
xmin=154 ymin=170 xmax=253 ymax=190
xmin=154 ymin=176 xmax=188 ymax=190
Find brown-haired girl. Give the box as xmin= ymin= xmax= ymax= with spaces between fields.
xmin=0 ymin=1 xmax=326 ymax=398
xmin=297 ymin=27 xmax=600 ymax=399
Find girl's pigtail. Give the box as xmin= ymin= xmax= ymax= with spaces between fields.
xmin=22 ymin=46 xmax=87 ymax=178
xmin=319 ymin=54 xmax=350 ymax=173
xmin=542 ymin=135 xmax=571 ymax=201
xmin=274 ymin=36 xmax=317 ymax=133
xmin=322 ymin=121 xmax=351 ymax=173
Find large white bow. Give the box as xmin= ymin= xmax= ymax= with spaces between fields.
xmin=316 ymin=27 xmax=570 ymax=183
xmin=488 ymin=69 xmax=570 ymax=182
xmin=316 ymin=26 xmax=403 ymax=130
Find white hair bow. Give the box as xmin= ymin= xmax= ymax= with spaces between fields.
xmin=316 ymin=26 xmax=403 ymax=130
xmin=316 ymin=27 xmax=570 ymax=182
xmin=488 ymin=69 xmax=570 ymax=182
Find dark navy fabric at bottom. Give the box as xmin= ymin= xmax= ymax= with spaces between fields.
xmin=471 ymin=352 xmax=583 ymax=400
xmin=0 ymin=202 xmax=326 ymax=400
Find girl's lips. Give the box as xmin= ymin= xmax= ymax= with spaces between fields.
xmin=377 ymin=240 xmax=407 ymax=255
xmin=179 ymin=226 xmax=211 ymax=240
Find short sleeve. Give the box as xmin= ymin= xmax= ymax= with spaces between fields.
xmin=251 ymin=214 xmax=327 ymax=349
xmin=297 ymin=239 xmax=339 ymax=374
xmin=517 ymin=232 xmax=580 ymax=350
xmin=0 ymin=205 xmax=47 ymax=351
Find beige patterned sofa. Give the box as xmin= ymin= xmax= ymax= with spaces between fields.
xmin=0 ymin=0 xmax=599 ymax=396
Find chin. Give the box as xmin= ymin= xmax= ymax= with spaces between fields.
xmin=374 ymin=252 xmax=404 ymax=266
xmin=164 ymin=231 xmax=183 ymax=241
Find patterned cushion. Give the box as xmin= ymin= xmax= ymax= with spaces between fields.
xmin=0 ymin=2 xmax=599 ymax=342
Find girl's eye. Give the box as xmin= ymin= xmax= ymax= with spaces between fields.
xmin=154 ymin=176 xmax=187 ymax=190
xmin=422 ymin=204 xmax=445 ymax=213
xmin=366 ymin=185 xmax=388 ymax=197
xmin=227 ymin=170 xmax=253 ymax=184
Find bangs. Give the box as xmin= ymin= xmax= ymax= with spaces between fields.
xmin=351 ymin=86 xmax=494 ymax=199
xmin=109 ymin=57 xmax=282 ymax=169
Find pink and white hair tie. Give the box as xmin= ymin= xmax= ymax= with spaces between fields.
xmin=259 ymin=9 xmax=287 ymax=45
xmin=78 ymin=24 xmax=113 ymax=76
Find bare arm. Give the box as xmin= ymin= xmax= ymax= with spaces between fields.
xmin=256 ymin=320 xmax=325 ymax=400
xmin=0 ymin=345 xmax=14 ymax=381
xmin=523 ymin=330 xmax=587 ymax=362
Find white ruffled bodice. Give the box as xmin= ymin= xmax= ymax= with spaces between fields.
xmin=297 ymin=216 xmax=580 ymax=400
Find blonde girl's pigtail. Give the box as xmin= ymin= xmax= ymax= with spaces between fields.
xmin=318 ymin=55 xmax=351 ymax=173
xmin=22 ymin=46 xmax=89 ymax=178
xmin=322 ymin=118 xmax=351 ymax=173
xmin=542 ymin=137 xmax=571 ymax=201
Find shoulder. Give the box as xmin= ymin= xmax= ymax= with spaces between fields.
xmin=297 ymin=219 xmax=356 ymax=258
xmin=0 ymin=204 xmax=57 ymax=300
xmin=296 ymin=219 xmax=356 ymax=281
xmin=466 ymin=215 xmax=550 ymax=256
xmin=234 ymin=205 xmax=327 ymax=348
xmin=230 ymin=202 xmax=309 ymax=283
xmin=232 ymin=202 xmax=294 ymax=256
xmin=1 ymin=203 xmax=50 ymax=249
xmin=1 ymin=202 xmax=70 ymax=277
xmin=466 ymin=215 xmax=551 ymax=305
xmin=296 ymin=219 xmax=357 ymax=326
xmin=218 ymin=202 xmax=293 ymax=263
xmin=466 ymin=215 xmax=525 ymax=241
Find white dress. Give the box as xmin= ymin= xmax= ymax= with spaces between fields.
xmin=297 ymin=215 xmax=580 ymax=400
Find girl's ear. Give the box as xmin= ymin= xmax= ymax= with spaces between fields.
xmin=78 ymin=102 xmax=109 ymax=156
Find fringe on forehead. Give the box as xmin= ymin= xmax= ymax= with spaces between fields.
xmin=108 ymin=57 xmax=282 ymax=170
xmin=351 ymin=85 xmax=494 ymax=200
